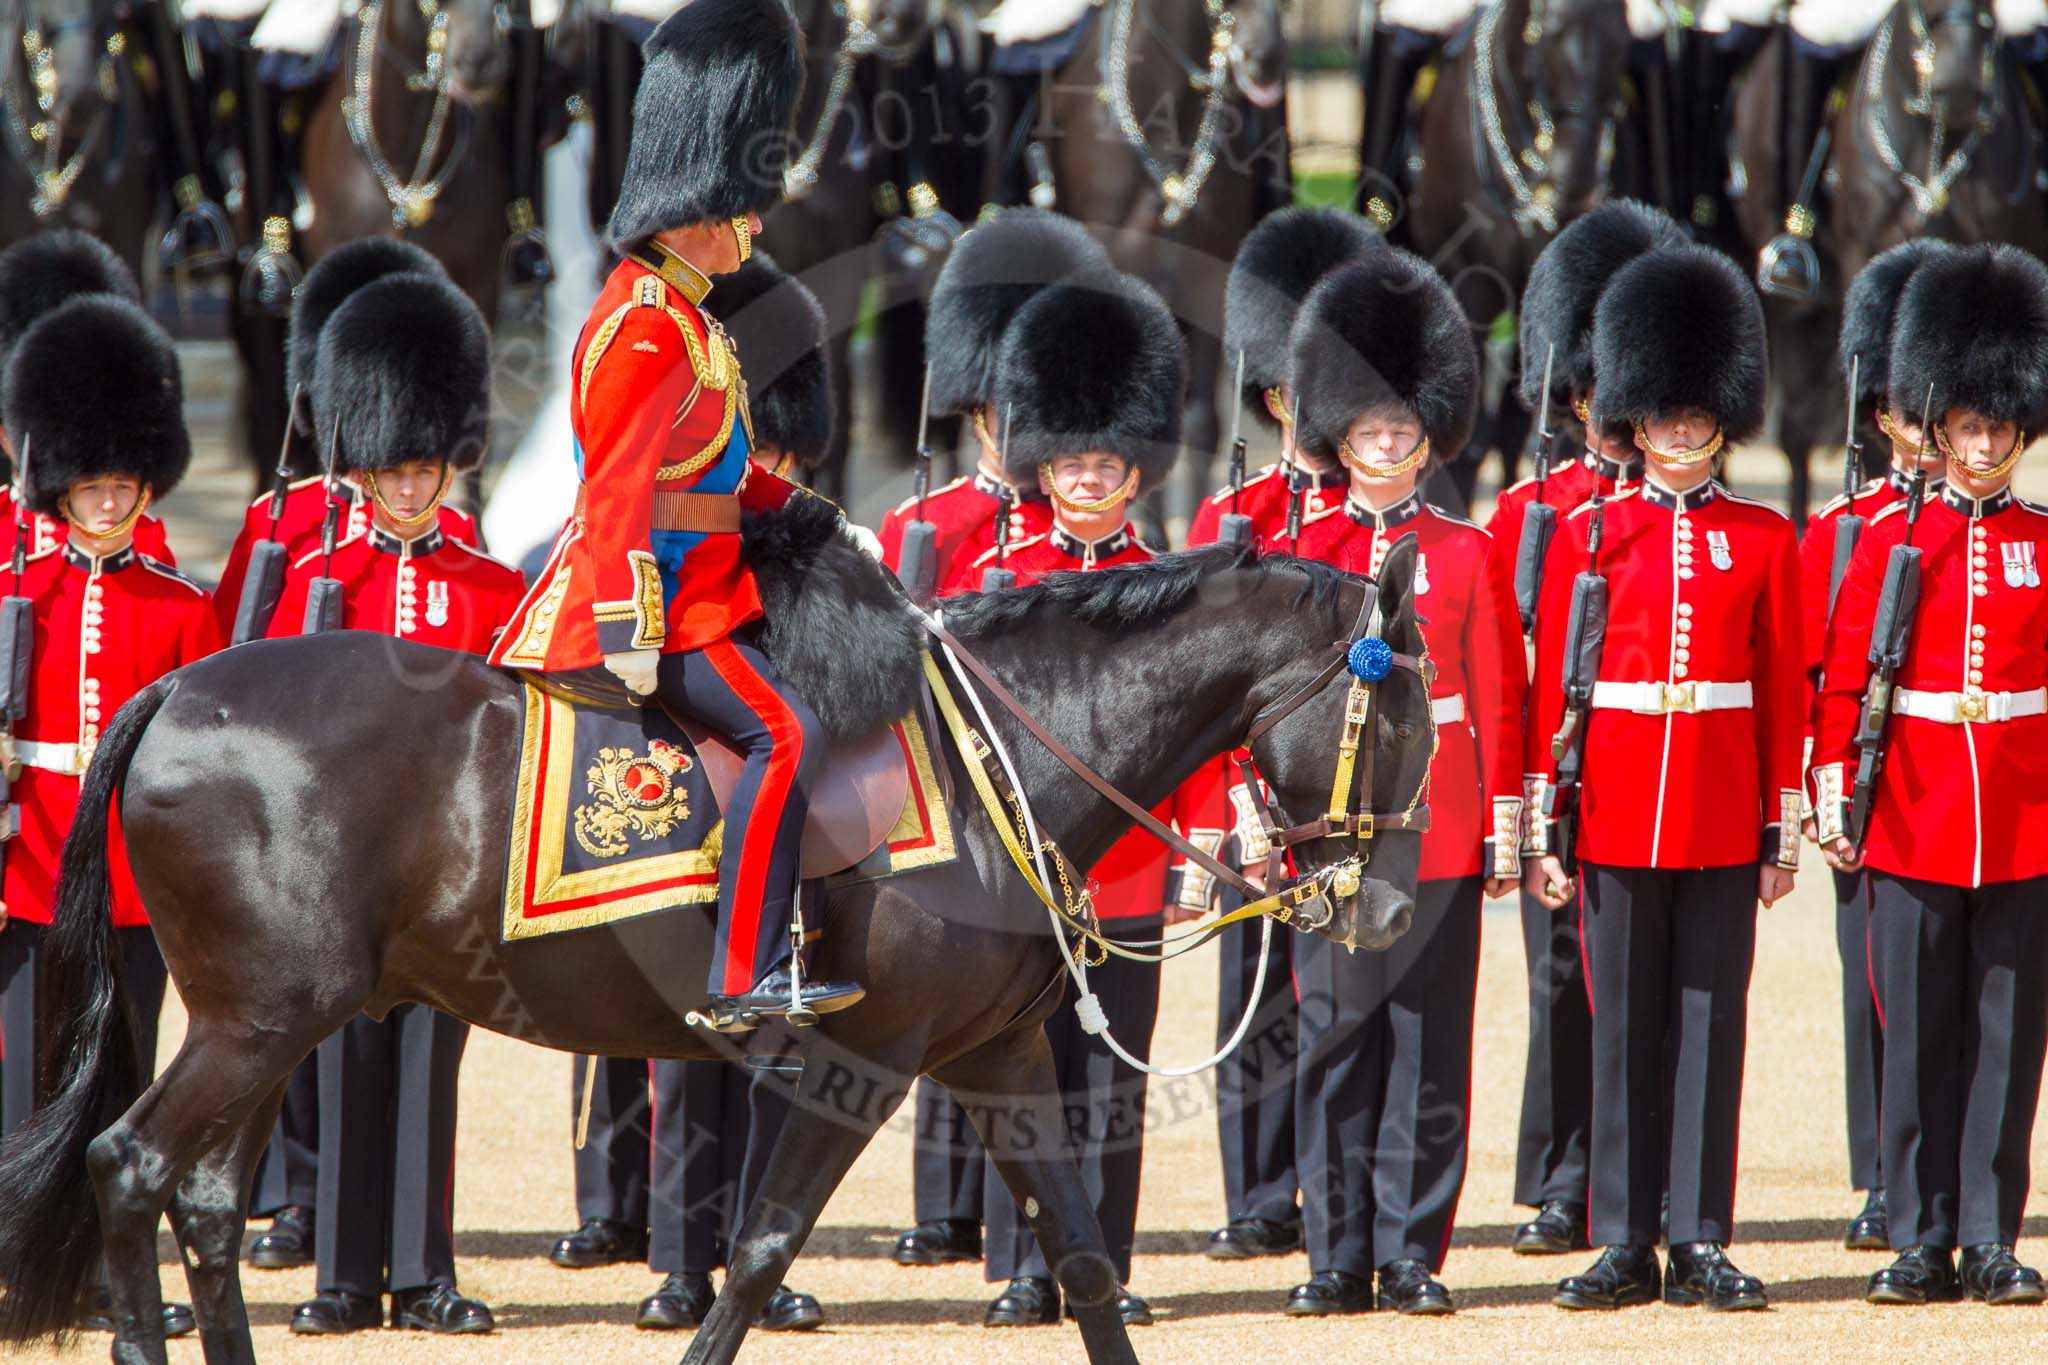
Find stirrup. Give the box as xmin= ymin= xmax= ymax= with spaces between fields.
xmin=501 ymin=198 xmax=555 ymax=286
xmin=1757 ymin=206 xmax=1821 ymax=301
xmin=785 ymin=904 xmax=818 ymax=1027
xmin=159 ymin=176 xmax=235 ymax=277
xmin=240 ymin=216 xmax=304 ymax=318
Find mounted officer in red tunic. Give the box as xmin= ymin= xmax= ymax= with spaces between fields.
xmin=488 ymin=0 xmax=859 ymax=1025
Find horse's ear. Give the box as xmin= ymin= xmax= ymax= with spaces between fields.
xmin=1372 ymin=532 xmax=1424 ymax=653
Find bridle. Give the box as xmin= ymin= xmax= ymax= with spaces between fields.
xmin=1471 ymin=0 xmax=1619 ymax=236
xmin=0 ymin=2 xmax=128 ymax=220
xmin=1862 ymin=0 xmax=2002 ymax=217
xmin=343 ymin=0 xmax=480 ymax=228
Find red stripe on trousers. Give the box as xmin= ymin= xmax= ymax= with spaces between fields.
xmin=703 ymin=639 xmax=808 ymax=994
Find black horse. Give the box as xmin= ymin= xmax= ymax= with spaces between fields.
xmin=0 ymin=538 xmax=1429 ymax=1365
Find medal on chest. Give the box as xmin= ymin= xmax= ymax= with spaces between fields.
xmin=1414 ymin=551 xmax=1430 ymax=596
xmin=425 ymin=580 xmax=450 ymax=627
xmin=2002 ymin=542 xmax=2039 ymax=589
xmin=1707 ymin=529 xmax=1733 ymax=571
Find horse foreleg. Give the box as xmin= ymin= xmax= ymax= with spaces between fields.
xmin=165 ymin=1080 xmax=289 ymax=1365
xmin=942 ymin=1030 xmax=1137 ymax=1365
xmin=680 ymin=1048 xmax=905 ymax=1365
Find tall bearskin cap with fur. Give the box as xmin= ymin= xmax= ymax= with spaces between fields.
xmin=312 ymin=271 xmax=492 ymax=474
xmin=1224 ymin=207 xmax=1381 ymax=429
xmin=5 ymin=296 xmax=189 ymax=517
xmin=993 ymin=274 xmax=1185 ymax=485
xmin=1289 ymin=248 xmax=1478 ymax=463
xmin=0 ymin=230 xmax=139 ymax=382
xmin=924 ymin=209 xmax=1114 ymax=416
xmin=1519 ymin=199 xmax=1683 ymax=411
xmin=604 ymin=0 xmax=806 ymax=249
xmin=287 ymin=238 xmax=443 ymax=408
xmin=1892 ymin=243 xmax=2048 ymax=431
xmin=1839 ymin=239 xmax=1961 ymax=409
xmin=1592 ymin=243 xmax=1768 ymax=442
xmin=718 ymin=250 xmax=832 ymax=469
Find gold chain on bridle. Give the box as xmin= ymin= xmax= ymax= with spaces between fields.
xmin=342 ymin=0 xmax=469 ymax=228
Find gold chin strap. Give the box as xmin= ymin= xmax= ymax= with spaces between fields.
xmin=1263 ymin=387 xmax=1290 ymax=427
xmin=1632 ymin=420 xmax=1725 ymax=467
xmin=63 ymin=487 xmax=152 ymax=543
xmin=972 ymin=408 xmax=1003 ymax=462
xmin=1043 ymin=464 xmax=1139 ymax=515
xmin=1876 ymin=407 xmax=1921 ymax=453
xmin=1338 ymin=434 xmax=1430 ymax=480
xmin=1572 ymin=394 xmax=1592 ymax=425
xmin=1935 ymin=420 xmax=2027 ymax=481
xmin=731 ymin=216 xmax=753 ymax=263
xmin=363 ymin=464 xmax=451 ymax=529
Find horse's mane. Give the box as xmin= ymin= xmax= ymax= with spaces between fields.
xmin=944 ymin=541 xmax=1355 ymax=637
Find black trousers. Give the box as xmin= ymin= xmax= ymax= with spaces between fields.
xmin=1293 ymin=877 xmax=1481 ymax=1277
xmin=655 ymin=642 xmax=824 ymax=998
xmin=252 ymin=1057 xmax=320 ymax=1216
xmin=1 ymin=922 xmax=167 ymax=1142
xmin=911 ymin=1079 xmax=985 ymax=1224
xmin=1580 ymin=863 xmax=1756 ymax=1248
xmin=1214 ymin=907 xmax=1300 ymax=1228
xmin=648 ymin=1059 xmax=790 ymax=1275
xmin=569 ymin=1055 xmax=653 ymax=1229
xmin=1867 ymin=871 xmax=2048 ymax=1250
xmin=985 ymin=917 xmax=1162 ymax=1286
xmin=1835 ymin=869 xmax=1884 ymax=1192
xmin=1514 ymin=885 xmax=1593 ymax=1208
xmin=315 ymin=1004 xmax=468 ymax=1296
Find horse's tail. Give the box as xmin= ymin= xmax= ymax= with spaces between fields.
xmin=0 ymin=675 xmax=171 ymax=1344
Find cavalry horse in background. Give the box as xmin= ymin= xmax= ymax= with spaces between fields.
xmin=1031 ymin=0 xmax=1290 ymax=529
xmin=227 ymin=0 xmax=521 ymax=489
xmin=0 ymin=0 xmax=157 ymax=274
xmin=1404 ymin=0 xmax=1632 ymax=511
xmin=0 ymin=532 xmax=1434 ymax=1365
xmin=1734 ymin=0 xmax=2041 ymax=519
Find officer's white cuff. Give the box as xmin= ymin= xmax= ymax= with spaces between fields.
xmin=1811 ymin=762 xmax=1848 ymax=845
xmin=1228 ymin=785 xmax=1272 ymax=864
xmin=1490 ymin=796 xmax=1524 ymax=879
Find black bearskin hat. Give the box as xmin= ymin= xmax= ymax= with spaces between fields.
xmin=5 ymin=296 xmax=189 ymax=517
xmin=1223 ymin=207 xmax=1380 ymax=429
xmin=1519 ymin=199 xmax=1683 ymax=411
xmin=1892 ymin=243 xmax=2048 ymax=431
xmin=604 ymin=0 xmax=806 ymax=249
xmin=1839 ymin=239 xmax=1959 ymax=409
xmin=924 ymin=209 xmax=1114 ymax=417
xmin=288 ymin=238 xmax=443 ymax=406
xmin=1592 ymin=243 xmax=1768 ymax=443
xmin=718 ymin=251 xmax=832 ymax=469
xmin=0 ymin=230 xmax=138 ymax=382
xmin=992 ymin=275 xmax=1185 ymax=485
xmin=312 ymin=272 xmax=492 ymax=473
xmin=1289 ymin=248 xmax=1478 ymax=463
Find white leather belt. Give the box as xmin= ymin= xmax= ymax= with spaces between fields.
xmin=1590 ymin=680 xmax=1754 ymax=715
xmin=1893 ymin=686 xmax=2048 ymax=724
xmin=14 ymin=739 xmax=82 ymax=775
xmin=1430 ymin=694 xmax=1466 ymax=724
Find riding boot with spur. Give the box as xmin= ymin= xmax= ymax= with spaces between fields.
xmin=703 ymin=963 xmax=864 ymax=1031
xmin=238 ymin=52 xmax=301 ymax=317
xmin=1758 ymin=36 xmax=1845 ymax=300
xmin=500 ymin=0 xmax=554 ymax=287
xmin=1355 ymin=25 xmax=1429 ymax=235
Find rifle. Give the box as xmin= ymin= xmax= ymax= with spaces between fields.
xmin=980 ymin=404 xmax=1017 ymax=592
xmin=0 ymin=437 xmax=35 ymax=854
xmin=896 ymin=364 xmax=940 ymax=604
xmin=1542 ymin=493 xmax=1611 ymax=879
xmin=301 ymin=416 xmax=347 ymax=634
xmin=1513 ymin=343 xmax=1559 ymax=636
xmin=1285 ymin=392 xmax=1305 ymax=553
xmin=1827 ymin=354 xmax=1866 ymax=616
xmin=1847 ymin=386 xmax=1937 ymax=852
xmin=232 ymin=384 xmax=305 ymax=644
xmin=1217 ymin=348 xmax=1254 ymax=546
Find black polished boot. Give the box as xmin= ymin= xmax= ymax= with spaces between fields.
xmin=1960 ymin=1244 xmax=2047 ymax=1305
xmin=1513 ymin=1199 xmax=1590 ymax=1255
xmin=1285 ymin=1269 xmax=1374 ymax=1316
xmin=703 ymin=965 xmax=864 ymax=1030
xmin=1378 ymin=1258 xmax=1454 ymax=1316
xmin=758 ymin=1284 xmax=825 ymax=1331
xmin=1868 ymin=1245 xmax=1963 ymax=1305
xmin=985 ymin=1276 xmax=1060 ymax=1326
xmin=550 ymin=1216 xmax=649 ymax=1268
xmin=1845 ymin=1188 xmax=1889 ymax=1251
xmin=1205 ymin=1216 xmax=1302 ymax=1260
xmin=1664 ymin=1241 xmax=1767 ymax=1311
xmin=391 ymin=1283 xmax=494 ymax=1334
xmin=1065 ymin=1286 xmax=1153 ymax=1326
xmin=82 ymin=1292 xmax=195 ymax=1339
xmin=289 ymin=1290 xmax=383 ymax=1335
xmin=1554 ymin=1245 xmax=1661 ymax=1310
xmin=499 ymin=5 xmax=553 ymax=287
xmin=635 ymin=1272 xmax=715 ymax=1329
xmin=893 ymin=1217 xmax=982 ymax=1266
xmin=249 ymin=1204 xmax=315 ymax=1269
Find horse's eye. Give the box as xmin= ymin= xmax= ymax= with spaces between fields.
xmin=1394 ymin=724 xmax=1415 ymax=741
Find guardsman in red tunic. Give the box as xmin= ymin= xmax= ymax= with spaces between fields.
xmin=875 ymin=209 xmax=1107 ymax=591
xmin=969 ymin=274 xmax=1187 ymax=1332
xmin=271 ymin=250 xmax=519 ymax=1340
xmin=1800 ymin=238 xmax=1958 ymax=1256
xmin=1525 ymin=243 xmax=1802 ymax=1313
xmin=1491 ymin=200 xmax=1678 ymax=1258
xmin=1813 ymin=244 xmax=2048 ymax=1308
xmin=1272 ymin=249 xmax=1520 ymax=1318
xmin=0 ymin=292 xmax=216 ymax=1342
xmin=489 ymin=0 xmax=858 ymax=1025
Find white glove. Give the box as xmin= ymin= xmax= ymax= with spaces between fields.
xmin=603 ymin=649 xmax=660 ymax=698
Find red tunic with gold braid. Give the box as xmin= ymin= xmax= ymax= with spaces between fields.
xmin=1812 ymin=486 xmax=2048 ymax=889
xmin=1526 ymin=480 xmax=1806 ymax=870
xmin=1186 ymin=462 xmax=1348 ymax=549
xmin=491 ymin=243 xmax=791 ymax=672
xmin=876 ymin=469 xmax=1052 ymax=590
xmin=5 ymin=544 xmax=220 ymax=925
xmin=1279 ymin=492 xmax=1527 ymax=883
